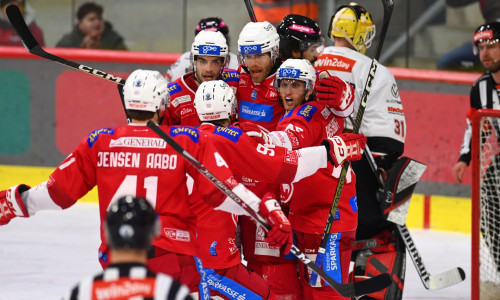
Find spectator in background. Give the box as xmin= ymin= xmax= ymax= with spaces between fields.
xmin=252 ymin=0 xmax=318 ymax=28
xmin=437 ymin=0 xmax=500 ymax=70
xmin=56 ymin=2 xmax=127 ymax=50
xmin=0 ymin=0 xmax=44 ymax=46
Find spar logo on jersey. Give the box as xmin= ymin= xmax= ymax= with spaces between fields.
xmin=213 ymin=126 xmax=243 ymax=143
xmin=171 ymin=95 xmax=191 ymax=107
xmin=239 ymin=76 xmax=248 ymax=87
xmin=220 ymin=69 xmax=240 ymax=83
xmin=279 ymin=67 xmax=300 ymax=79
xmin=239 ymin=100 xmax=274 ymax=123
xmin=199 ymin=44 xmax=221 ymax=55
xmin=163 ymin=228 xmax=191 ymax=242
xmin=170 ymin=126 xmax=200 ymax=143
xmin=167 ymin=82 xmax=182 ymax=96
xmin=297 ymin=104 xmax=318 ymax=122
xmin=87 ymin=128 xmax=115 ymax=148
xmin=314 ymin=54 xmax=356 ymax=72
xmin=240 ymin=44 xmax=261 ymax=55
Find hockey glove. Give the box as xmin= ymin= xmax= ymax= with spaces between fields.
xmin=0 ymin=184 xmax=30 ymax=225
xmin=315 ymin=74 xmax=354 ymax=115
xmin=238 ymin=122 xmax=273 ymax=145
xmin=258 ymin=192 xmax=293 ymax=254
xmin=322 ymin=133 xmax=367 ymax=167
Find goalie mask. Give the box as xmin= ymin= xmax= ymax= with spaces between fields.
xmin=123 ymin=69 xmax=169 ymax=115
xmin=473 ymin=22 xmax=500 ymax=55
xmin=193 ymin=80 xmax=237 ymax=122
xmin=191 ymin=30 xmax=229 ymax=67
xmin=328 ymin=2 xmax=376 ymax=54
xmin=237 ymin=21 xmax=280 ymax=65
xmin=105 ymin=196 xmax=159 ymax=250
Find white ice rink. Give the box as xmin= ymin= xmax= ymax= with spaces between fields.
xmin=0 ymin=203 xmax=472 ymax=300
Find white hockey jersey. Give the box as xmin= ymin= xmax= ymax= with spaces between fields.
xmin=166 ymin=51 xmax=239 ymax=83
xmin=315 ymin=46 xmax=406 ymax=154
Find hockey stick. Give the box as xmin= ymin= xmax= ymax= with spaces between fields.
xmin=243 ymin=0 xmax=257 ymax=22
xmin=145 ymin=121 xmax=391 ymax=298
xmin=6 ymin=4 xmax=131 ymax=121
xmin=356 ymin=122 xmax=466 ymax=290
xmin=310 ymin=0 xmax=394 ymax=286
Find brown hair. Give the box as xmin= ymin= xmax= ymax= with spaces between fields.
xmin=76 ymin=2 xmax=103 ymax=21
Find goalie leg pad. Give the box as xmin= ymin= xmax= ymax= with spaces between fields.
xmin=353 ymin=228 xmax=406 ymax=300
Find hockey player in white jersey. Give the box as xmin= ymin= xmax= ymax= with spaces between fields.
xmin=166 ymin=17 xmax=239 ymax=83
xmin=315 ymin=3 xmax=407 ymax=299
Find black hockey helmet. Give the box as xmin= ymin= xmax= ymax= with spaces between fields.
xmin=195 ymin=17 xmax=230 ymax=42
xmin=277 ymin=14 xmax=324 ymax=60
xmin=105 ymin=195 xmax=158 ymax=250
xmin=473 ymin=22 xmax=500 ymax=55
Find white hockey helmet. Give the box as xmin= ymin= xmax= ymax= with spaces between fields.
xmin=191 ymin=30 xmax=229 ymax=66
xmin=274 ymin=59 xmax=316 ymax=93
xmin=193 ymin=80 xmax=237 ymax=122
xmin=123 ymin=69 xmax=169 ymax=113
xmin=237 ymin=21 xmax=280 ymax=63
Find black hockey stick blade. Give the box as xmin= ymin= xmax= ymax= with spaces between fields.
xmin=243 ymin=0 xmax=258 ymax=22
xmin=6 ymin=4 xmax=126 ymax=86
xmin=146 ymin=121 xmax=392 ymax=297
xmin=397 ymin=224 xmax=466 ymax=290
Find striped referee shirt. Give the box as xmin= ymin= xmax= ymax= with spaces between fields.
xmin=62 ymin=263 xmax=193 ymax=300
xmin=458 ymin=72 xmax=500 ymax=164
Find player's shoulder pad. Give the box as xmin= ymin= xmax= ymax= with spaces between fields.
xmin=167 ymin=81 xmax=182 ymax=96
xmin=169 ymin=126 xmax=200 ymax=143
xmin=87 ymin=128 xmax=115 ymax=148
xmin=212 ymin=125 xmax=243 ymax=143
xmin=220 ymin=68 xmax=240 ymax=83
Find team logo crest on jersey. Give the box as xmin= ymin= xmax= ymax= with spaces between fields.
xmin=169 ymin=126 xmax=200 ymax=143
xmin=251 ymin=90 xmax=257 ymax=100
xmin=220 ymin=69 xmax=240 ymax=83
xmin=391 ymin=83 xmax=399 ymax=98
xmin=297 ymin=104 xmax=318 ymax=122
xmin=314 ymin=54 xmax=356 ymax=73
xmin=167 ymin=82 xmax=182 ymax=96
xmin=280 ymin=183 xmax=294 ymax=204
xmin=87 ymin=128 xmax=115 ymax=148
xmin=213 ymin=126 xmax=242 ymax=143
xmin=350 ymin=195 xmax=358 ymax=213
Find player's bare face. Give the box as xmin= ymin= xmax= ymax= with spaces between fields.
xmin=243 ymin=53 xmax=273 ymax=83
xmin=478 ymin=41 xmax=500 ymax=72
xmin=294 ymin=42 xmax=324 ymax=64
xmin=194 ymin=56 xmax=225 ymax=82
xmin=278 ymin=79 xmax=307 ymax=111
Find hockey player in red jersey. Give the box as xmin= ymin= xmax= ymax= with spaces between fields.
xmin=236 ymin=21 xmax=284 ymax=131
xmin=163 ymin=29 xmax=240 ymax=126
xmin=0 ymin=69 xmax=294 ymax=298
xmin=63 ymin=196 xmax=194 ymax=300
xmin=241 ymin=59 xmax=366 ymax=299
xmin=191 ymin=80 xmax=351 ymax=299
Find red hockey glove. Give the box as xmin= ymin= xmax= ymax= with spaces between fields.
xmin=321 ymin=133 xmax=367 ymax=167
xmin=238 ymin=122 xmax=273 ymax=145
xmin=315 ymin=74 xmax=354 ymax=113
xmin=258 ymin=192 xmax=293 ymax=254
xmin=0 ymin=184 xmax=30 ymax=225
